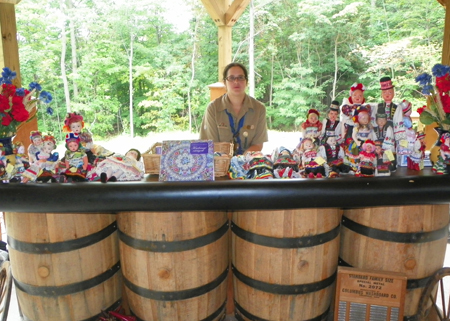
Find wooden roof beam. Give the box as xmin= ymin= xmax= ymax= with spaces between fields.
xmin=200 ymin=0 xmax=251 ymax=26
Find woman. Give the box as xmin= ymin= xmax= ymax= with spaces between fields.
xmin=199 ymin=62 xmax=268 ymax=155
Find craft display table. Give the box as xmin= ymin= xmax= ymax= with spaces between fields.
xmin=0 ymin=168 xmax=449 ymax=321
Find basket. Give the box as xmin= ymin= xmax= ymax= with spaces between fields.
xmin=214 ymin=142 xmax=233 ymax=157
xmin=142 ymin=142 xmax=162 ymax=174
xmin=214 ymin=155 xmax=231 ymax=177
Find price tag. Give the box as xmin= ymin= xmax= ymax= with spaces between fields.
xmin=384 ymin=150 xmax=395 ymax=161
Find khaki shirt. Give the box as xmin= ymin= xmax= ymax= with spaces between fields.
xmin=199 ymin=94 xmax=268 ymax=153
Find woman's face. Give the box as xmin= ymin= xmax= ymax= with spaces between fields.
xmin=70 ymin=121 xmax=83 ymax=134
xmin=225 ymin=66 xmax=247 ymax=96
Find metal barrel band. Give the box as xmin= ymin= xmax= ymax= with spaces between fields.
xmin=81 ymin=299 xmax=122 ymax=321
xmin=14 ymin=261 xmax=121 ymax=297
xmin=7 ymin=221 xmax=117 ymax=254
xmin=338 ymin=257 xmax=431 ymax=290
xmin=232 ymin=264 xmax=337 ymax=295
xmin=123 ymin=267 xmax=228 ymax=301
xmin=131 ymin=301 xmax=226 ymax=321
xmin=231 ymin=221 xmax=340 ymax=249
xmin=118 ymin=221 xmax=229 ymax=252
xmin=341 ymin=216 xmax=447 ymax=243
xmin=235 ymin=300 xmax=329 ymax=321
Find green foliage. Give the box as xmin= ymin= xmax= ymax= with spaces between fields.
xmin=14 ymin=0 xmax=445 ymax=142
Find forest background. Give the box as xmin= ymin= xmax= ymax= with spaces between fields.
xmin=16 ymin=0 xmax=444 ymax=144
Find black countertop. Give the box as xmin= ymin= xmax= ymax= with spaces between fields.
xmin=0 ymin=168 xmax=449 ymax=213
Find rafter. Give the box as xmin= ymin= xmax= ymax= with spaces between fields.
xmin=225 ymin=0 xmax=251 ymax=26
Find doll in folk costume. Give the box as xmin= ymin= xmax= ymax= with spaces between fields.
xmin=357 ymin=140 xmax=377 ymax=177
xmin=27 ymin=131 xmax=43 ymax=163
xmin=344 ymin=106 xmax=376 ymax=166
xmin=376 ymin=77 xmax=407 ymax=171
xmin=273 ymin=147 xmax=299 ymax=179
xmin=408 ymin=132 xmax=426 ymax=171
xmin=301 ymin=109 xmax=322 ymax=144
xmin=62 ymin=112 xmax=113 ymax=164
xmin=63 ymin=133 xmax=89 ymax=181
xmin=374 ymin=140 xmax=391 ymax=176
xmin=318 ymin=134 xmax=350 ymax=178
xmin=87 ymin=148 xmax=144 ymax=182
xmin=340 ymin=83 xmax=367 ymax=140
xmin=320 ymin=101 xmax=343 ymax=144
xmin=433 ymin=132 xmax=450 ymax=175
xmin=22 ymin=135 xmax=59 ymax=183
xmin=296 ymin=137 xmax=325 ymax=178
xmin=397 ymin=100 xmax=416 ymax=160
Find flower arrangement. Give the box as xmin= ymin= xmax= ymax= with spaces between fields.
xmin=0 ymin=67 xmax=53 ymax=137
xmin=415 ymin=64 xmax=450 ymax=131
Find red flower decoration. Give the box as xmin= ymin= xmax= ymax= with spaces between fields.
xmin=436 ymin=74 xmax=450 ymax=93
xmin=1 ymin=113 xmax=12 ymax=126
xmin=440 ymin=93 xmax=450 ymax=114
xmin=417 ymin=106 xmax=426 ymax=115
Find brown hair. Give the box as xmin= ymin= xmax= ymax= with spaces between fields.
xmin=222 ymin=62 xmax=248 ymax=82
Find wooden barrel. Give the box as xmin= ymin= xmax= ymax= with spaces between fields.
xmin=232 ymin=208 xmax=341 ymax=321
xmin=339 ymin=205 xmax=449 ymax=320
xmin=5 ymin=212 xmax=121 ymax=321
xmin=117 ymin=211 xmax=228 ymax=321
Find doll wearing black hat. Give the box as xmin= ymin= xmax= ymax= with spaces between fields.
xmin=320 ymin=100 xmax=342 ymax=144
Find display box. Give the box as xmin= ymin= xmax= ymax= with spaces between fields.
xmin=334 ymin=266 xmax=407 ymax=321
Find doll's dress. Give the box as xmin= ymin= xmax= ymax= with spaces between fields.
xmin=64 ymin=149 xmax=89 ymax=180
xmin=358 ymin=151 xmax=376 ymax=177
xmin=87 ymin=154 xmax=144 ymax=181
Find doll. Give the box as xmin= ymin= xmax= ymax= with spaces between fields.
xmin=320 ymin=101 xmax=342 ymax=144
xmin=296 ymin=137 xmax=325 ymax=178
xmin=352 ymin=106 xmax=377 ymax=148
xmin=344 ymin=106 xmax=376 ymax=165
xmin=63 ymin=133 xmax=89 ymax=182
xmin=27 ymin=131 xmax=43 ymax=163
xmin=22 ymin=135 xmax=59 ymax=183
xmin=397 ymin=100 xmax=416 ymax=162
xmin=433 ymin=132 xmax=450 ymax=175
xmin=408 ymin=132 xmax=426 ymax=171
xmin=374 ymin=113 xmax=395 ymax=153
xmin=340 ymin=83 xmax=366 ymax=140
xmin=63 ymin=112 xmax=96 ymax=163
xmin=87 ymin=148 xmax=144 ymax=182
xmin=301 ymin=109 xmax=322 ymax=143
xmin=374 ymin=140 xmax=391 ymax=176
xmin=273 ymin=147 xmax=299 ymax=178
xmin=319 ymin=135 xmax=350 ymax=177
xmin=357 ymin=140 xmax=376 ymax=177
xmin=245 ymin=151 xmax=274 ymax=179
xmin=376 ymin=77 xmax=407 ymax=171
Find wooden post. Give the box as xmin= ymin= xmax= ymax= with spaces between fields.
xmin=0 ymin=1 xmax=38 ymax=149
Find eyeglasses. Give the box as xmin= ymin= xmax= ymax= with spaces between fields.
xmin=225 ymin=75 xmax=246 ymax=83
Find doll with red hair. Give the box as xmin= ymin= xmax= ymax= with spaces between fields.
xmin=63 ymin=112 xmax=112 ymax=163
xmin=300 ymin=109 xmax=322 ymax=143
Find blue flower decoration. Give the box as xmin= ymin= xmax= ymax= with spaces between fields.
xmin=415 ymin=73 xmax=432 ymax=86
xmin=0 ymin=67 xmax=16 ymax=84
xmin=432 ymin=64 xmax=450 ymax=77
xmin=28 ymin=82 xmax=42 ymax=92
xmin=39 ymin=91 xmax=52 ymax=104
xmin=15 ymin=88 xmax=25 ymax=97
xmin=46 ymin=106 xmax=54 ymax=116
xmin=422 ymin=85 xmax=433 ymax=95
